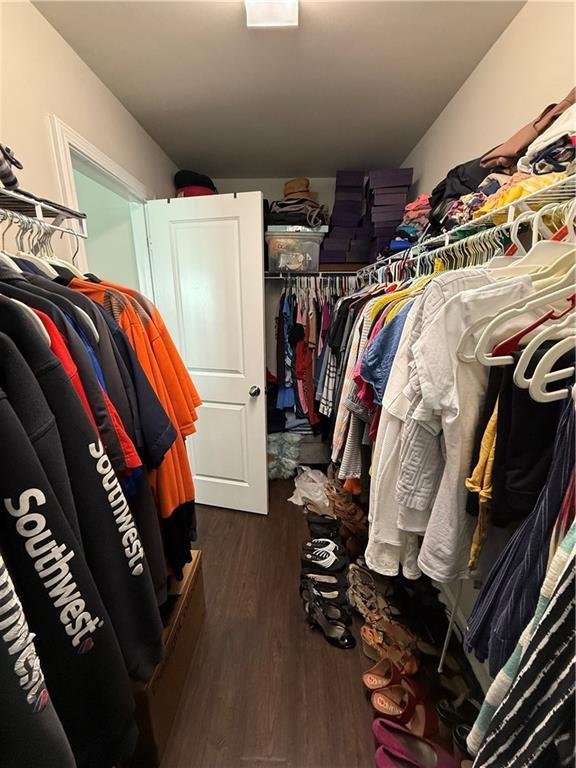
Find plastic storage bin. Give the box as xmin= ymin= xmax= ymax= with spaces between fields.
xmin=266 ymin=231 xmax=323 ymax=272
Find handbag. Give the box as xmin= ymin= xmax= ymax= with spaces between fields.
xmin=480 ymin=87 xmax=576 ymax=170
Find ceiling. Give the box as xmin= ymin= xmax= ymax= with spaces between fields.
xmin=36 ymin=1 xmax=523 ymax=177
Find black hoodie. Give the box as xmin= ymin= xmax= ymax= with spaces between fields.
xmin=0 ymin=385 xmax=137 ymax=767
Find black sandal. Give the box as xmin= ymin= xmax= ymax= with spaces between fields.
xmin=303 ymin=591 xmax=356 ymax=649
xmin=300 ymin=580 xmax=352 ymax=625
xmin=303 ymin=538 xmax=345 ymax=557
xmin=301 ymin=548 xmax=347 ymax=573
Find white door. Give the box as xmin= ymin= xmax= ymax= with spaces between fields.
xmin=145 ymin=192 xmax=268 ymax=515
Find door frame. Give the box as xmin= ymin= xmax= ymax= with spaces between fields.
xmin=49 ymin=115 xmax=151 ymax=291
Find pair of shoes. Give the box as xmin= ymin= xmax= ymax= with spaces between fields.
xmin=373 ymin=719 xmax=459 ymax=768
xmin=363 ymin=659 xmax=437 ymax=738
xmin=301 ymin=542 xmax=348 ymax=574
xmin=301 ymin=579 xmax=355 ymax=650
xmin=323 ymin=472 xmax=368 ymax=559
xmin=299 ymin=504 xmax=355 ymax=650
xmin=436 ymin=697 xmax=480 ymax=731
xmin=361 ymin=625 xmax=419 ymax=676
xmin=300 ymin=572 xmax=349 ymax=605
xmin=301 ymin=578 xmax=352 ymax=626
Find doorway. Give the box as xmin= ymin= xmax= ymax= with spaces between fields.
xmin=71 ymin=153 xmax=144 ymax=290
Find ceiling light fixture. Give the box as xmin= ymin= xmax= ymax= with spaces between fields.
xmin=245 ymin=0 xmax=299 ymax=28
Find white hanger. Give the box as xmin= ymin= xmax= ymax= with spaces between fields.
xmin=464 ymin=263 xmax=576 ymax=366
xmin=15 ymin=219 xmax=60 ymax=278
xmin=47 ymin=229 xmax=87 ymax=279
xmin=488 ymin=202 xmax=575 ymax=279
xmin=0 ymin=213 xmax=24 ymax=273
xmin=528 ymin=335 xmax=576 ymax=402
xmin=9 ymin=298 xmax=51 ymax=345
xmin=513 ymin=311 xmax=576 ymax=389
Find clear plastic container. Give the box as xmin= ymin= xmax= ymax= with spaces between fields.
xmin=266 ymin=232 xmax=323 ymax=272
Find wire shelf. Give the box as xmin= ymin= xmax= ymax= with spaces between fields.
xmin=420 ymin=173 xmax=576 ymax=249
xmin=358 ymin=174 xmax=576 ymax=276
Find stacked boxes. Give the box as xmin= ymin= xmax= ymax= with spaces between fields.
xmin=321 ymin=170 xmax=371 ymax=265
xmin=366 ymin=168 xmax=413 ymax=257
xmin=320 ymin=167 xmax=413 ymax=265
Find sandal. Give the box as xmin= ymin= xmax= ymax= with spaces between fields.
xmin=362 ymin=658 xmax=403 ymax=691
xmin=300 ymin=580 xmax=352 ymax=625
xmin=371 ymin=686 xmax=438 ymax=738
xmin=360 ymin=625 xmax=419 ymax=676
xmin=301 ymin=548 xmax=347 ymax=573
xmin=304 ymin=590 xmax=355 ymax=650
xmin=347 ymin=564 xmax=397 ymax=624
xmin=303 ymin=538 xmax=345 ymax=556
xmin=301 ymin=575 xmax=349 ymax=606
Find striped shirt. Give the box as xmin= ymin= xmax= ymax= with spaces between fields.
xmin=468 ymin=518 xmax=576 ymax=755
xmin=472 ymin=563 xmax=575 ymax=768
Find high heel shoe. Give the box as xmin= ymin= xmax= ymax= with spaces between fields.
xmin=361 ymin=625 xmax=419 ymax=676
xmin=303 ymin=593 xmax=356 ymax=650
xmin=371 ymin=686 xmax=438 ymax=738
xmin=301 ymin=575 xmax=349 ymax=606
xmin=362 ymin=658 xmax=403 ymax=691
xmin=373 ymin=719 xmax=459 ymax=768
xmin=300 ymin=579 xmax=352 ymax=626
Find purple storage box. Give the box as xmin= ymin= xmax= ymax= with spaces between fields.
xmin=336 ymin=170 xmax=365 ymax=187
xmin=374 ymin=192 xmax=408 ymax=207
xmin=332 ymin=200 xmax=363 ymax=216
xmin=349 ymin=242 xmax=371 ymax=255
xmin=323 ymin=237 xmax=352 ymax=251
xmin=330 ymin=226 xmax=356 ymax=240
xmin=368 ymin=168 xmax=413 ymax=189
xmin=371 ymin=208 xmax=405 ymax=223
xmin=335 ymin=189 xmax=364 ymax=203
xmin=355 ymin=221 xmax=374 ymax=236
xmin=331 ymin=210 xmax=362 ymax=227
xmin=371 ymin=185 xmax=410 ymax=195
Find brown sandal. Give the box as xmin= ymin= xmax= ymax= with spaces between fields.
xmin=362 ymin=657 xmax=403 ymax=691
xmin=360 ymin=625 xmax=419 ymax=676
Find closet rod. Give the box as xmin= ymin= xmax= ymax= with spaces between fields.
xmin=0 ymin=186 xmax=87 ymax=234
xmin=264 ymin=272 xmax=359 ymax=279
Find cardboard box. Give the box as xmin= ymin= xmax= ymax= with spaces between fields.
xmin=130 ymin=551 xmax=206 ymax=768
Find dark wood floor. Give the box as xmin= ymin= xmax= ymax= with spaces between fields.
xmin=160 ymin=480 xmax=375 ymax=768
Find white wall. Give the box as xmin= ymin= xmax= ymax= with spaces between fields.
xmin=0 ymin=1 xmax=176 ymax=207
xmin=214 ymin=178 xmax=336 ymax=209
xmin=403 ymin=1 xmax=576 ymax=194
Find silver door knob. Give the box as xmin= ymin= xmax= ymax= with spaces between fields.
xmin=249 ymin=386 xmax=261 ymax=398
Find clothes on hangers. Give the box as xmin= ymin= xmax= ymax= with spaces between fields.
xmin=467 ymin=516 xmax=576 ymax=757
xmin=0 ymin=234 xmax=202 ymax=766
xmin=322 ymin=220 xmax=575 ymax=762
xmin=272 ymin=276 xmax=358 ymax=434
xmin=465 ymin=398 xmax=575 ymax=675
